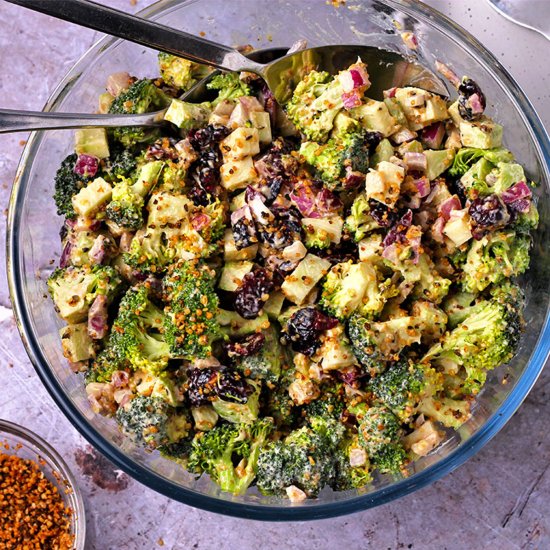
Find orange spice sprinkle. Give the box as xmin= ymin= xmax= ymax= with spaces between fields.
xmin=0 ymin=450 xmax=74 ymax=549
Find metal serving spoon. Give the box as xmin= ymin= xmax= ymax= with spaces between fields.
xmin=2 ymin=0 xmax=447 ymax=134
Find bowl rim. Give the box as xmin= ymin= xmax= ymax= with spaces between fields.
xmin=6 ymin=0 xmax=550 ymax=521
xmin=0 ymin=418 xmax=86 ymax=547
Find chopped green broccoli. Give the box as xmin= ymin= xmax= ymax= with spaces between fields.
xmin=106 ymin=161 xmax=164 ymax=230
xmin=299 ymin=132 xmax=369 ymax=189
xmin=47 ymin=265 xmax=121 ymax=324
xmin=512 ymin=201 xmax=539 ymax=233
xmin=319 ymin=261 xmax=387 ymax=320
xmin=158 ymin=52 xmax=211 ymax=90
xmin=53 ymin=154 xmax=92 ymax=219
xmin=235 ymin=325 xmax=285 ymax=384
xmin=104 ymin=146 xmax=138 ymax=181
xmin=347 ymin=313 xmax=421 ymax=374
xmin=368 ymin=359 xmax=442 ymax=423
xmin=162 ymin=261 xmax=221 ymax=361
xmin=206 ymin=72 xmax=251 ymax=106
xmin=256 ymin=417 xmax=344 ymax=497
xmin=423 ymin=297 xmax=522 ymax=395
xmin=286 ymin=70 xmax=344 ymax=142
xmin=386 ymin=253 xmax=451 ymax=305
xmin=448 ymin=147 xmax=513 ymax=177
xmin=462 ymin=231 xmax=531 ymax=293
xmin=115 ymin=395 xmax=190 ymax=450
xmin=188 ymin=418 xmax=274 ymax=495
xmin=212 ymin=380 xmax=261 ymax=424
xmin=352 ymin=403 xmax=407 ymax=475
xmin=108 ymin=79 xmax=171 ymax=147
xmin=331 ymin=434 xmax=372 ymax=491
xmin=125 ymin=192 xmax=219 ymax=274
xmin=86 ymin=284 xmax=168 ymax=383
xmin=442 ymin=291 xmax=478 ymax=328
xmin=344 ymin=194 xmax=386 ymax=242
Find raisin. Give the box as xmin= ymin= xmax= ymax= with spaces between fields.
xmin=469 ymin=194 xmax=510 ymax=238
xmin=283 ymin=307 xmax=338 ymax=356
xmin=234 ymin=268 xmax=274 ymax=319
xmin=458 ymin=78 xmax=486 ymax=121
xmin=369 ymin=199 xmax=398 ymax=228
xmin=187 ymin=366 xmax=252 ymax=406
xmin=224 ymin=333 xmax=266 ymax=359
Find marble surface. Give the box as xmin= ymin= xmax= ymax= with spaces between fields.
xmin=0 ymin=1 xmax=549 ymax=549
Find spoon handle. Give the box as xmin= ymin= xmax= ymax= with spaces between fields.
xmin=5 ymin=0 xmax=264 ymax=73
xmin=0 ymin=109 xmax=161 ymax=133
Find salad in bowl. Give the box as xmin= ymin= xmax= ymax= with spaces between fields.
xmin=46 ymin=51 xmax=537 ymax=502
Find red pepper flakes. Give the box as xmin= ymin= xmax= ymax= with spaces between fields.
xmin=0 ymin=450 xmax=74 ymax=549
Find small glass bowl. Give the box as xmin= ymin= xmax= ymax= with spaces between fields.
xmin=0 ymin=419 xmax=85 ymax=549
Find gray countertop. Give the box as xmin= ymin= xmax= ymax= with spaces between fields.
xmin=0 ymin=1 xmax=549 ymax=549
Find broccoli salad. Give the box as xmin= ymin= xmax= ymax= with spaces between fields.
xmin=48 ymin=52 xmax=538 ymax=501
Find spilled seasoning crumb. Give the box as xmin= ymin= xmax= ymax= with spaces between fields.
xmin=0 ymin=450 xmax=73 ymax=549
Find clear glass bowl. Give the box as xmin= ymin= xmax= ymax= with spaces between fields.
xmin=0 ymin=419 xmax=86 ymax=548
xmin=6 ymin=0 xmax=550 ymax=520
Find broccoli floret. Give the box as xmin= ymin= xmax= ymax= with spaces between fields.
xmin=299 ymin=132 xmax=369 ymax=189
xmin=320 ymin=261 xmax=388 ymax=320
xmin=162 ymin=261 xmax=221 ymax=361
xmin=158 ymin=52 xmax=211 ymax=90
xmin=125 ymin=192 xmax=219 ymax=274
xmin=368 ymin=359 xmax=442 ymax=423
xmin=448 ymin=147 xmax=514 ymax=177
xmin=386 ymin=253 xmax=451 ymax=305
xmin=302 ymin=385 xmax=346 ymax=422
xmin=256 ymin=417 xmax=344 ymax=497
xmin=442 ymin=291 xmax=478 ymax=328
xmin=106 ymin=161 xmax=164 ymax=230
xmin=108 ymin=79 xmax=171 ymax=147
xmin=286 ymin=70 xmax=344 ymax=142
xmin=352 ymin=403 xmax=407 ymax=475
xmin=264 ymin=362 xmax=298 ymax=427
xmin=194 ymin=199 xmax=228 ymax=244
xmin=86 ymin=284 xmax=169 ymax=383
xmin=331 ymin=434 xmax=372 ymax=491
xmin=53 ymin=154 xmax=92 ymax=219
xmin=212 ymin=380 xmax=261 ymax=424
xmin=47 ymin=265 xmax=121 ymax=324
xmin=344 ymin=194 xmax=386 ymax=242
xmin=188 ymin=418 xmax=274 ymax=495
xmin=104 ymin=146 xmax=138 ymax=181
xmin=235 ymin=325 xmax=285 ymax=384
xmin=410 ymin=300 xmax=448 ymax=345
xmin=423 ymin=297 xmax=522 ymax=395
xmin=462 ymin=231 xmax=531 ymax=293
xmin=206 ymin=73 xmax=251 ymax=107
xmin=115 ymin=395 xmax=190 ymax=450
xmin=347 ymin=313 xmax=421 ymax=375
xmin=512 ymin=201 xmax=539 ymax=233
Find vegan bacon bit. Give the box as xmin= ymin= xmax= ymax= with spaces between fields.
xmin=0 ymin=449 xmax=74 ymax=549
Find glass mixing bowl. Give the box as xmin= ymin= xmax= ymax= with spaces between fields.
xmin=6 ymin=0 xmax=550 ymax=520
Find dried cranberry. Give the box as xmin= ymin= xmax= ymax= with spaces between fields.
xmin=224 ymin=333 xmax=266 ymax=359
xmin=369 ymin=199 xmax=398 ymax=228
xmin=145 ymin=138 xmax=179 ymax=160
xmin=469 ymin=194 xmax=510 ymax=237
xmin=264 ymin=176 xmax=283 ymax=205
xmin=257 ymin=205 xmax=302 ymax=250
xmin=364 ymin=131 xmax=384 ymax=152
xmin=234 ymin=268 xmax=274 ymax=319
xmin=188 ymin=125 xmax=231 ymax=206
xmin=188 ymin=125 xmax=231 ymax=149
xmin=283 ymin=307 xmax=338 ymax=356
xmin=458 ymin=78 xmax=486 ymax=121
xmin=187 ymin=366 xmax=252 ymax=406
